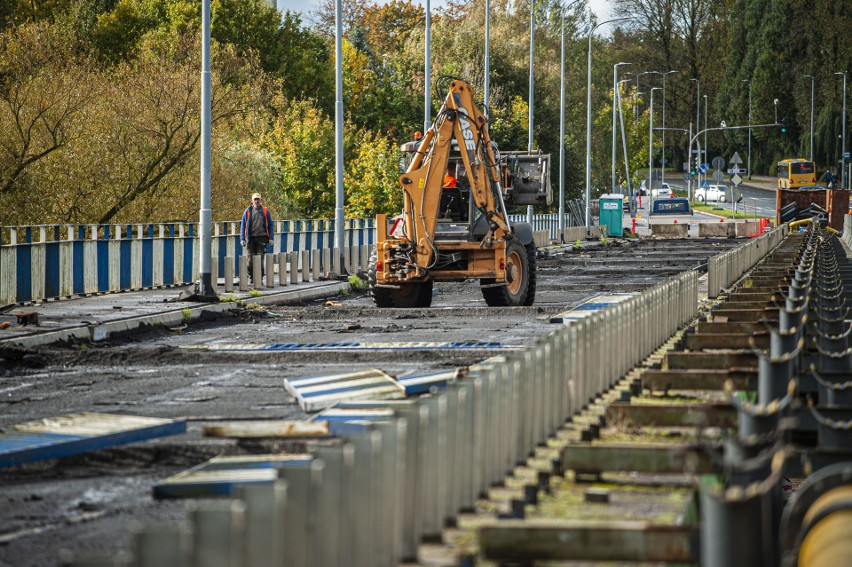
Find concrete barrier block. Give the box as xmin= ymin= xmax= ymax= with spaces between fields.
xmin=736 ymin=221 xmax=760 ymax=237
xmin=698 ymin=222 xmax=736 ymax=238
xmin=651 ymin=224 xmax=689 ymax=238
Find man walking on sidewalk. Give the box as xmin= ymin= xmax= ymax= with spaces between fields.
xmin=240 ymin=193 xmax=274 ymax=281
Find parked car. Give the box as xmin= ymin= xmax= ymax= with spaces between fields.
xmin=695 ymin=184 xmax=728 ymax=203
xmin=651 ymin=184 xmax=672 ymax=198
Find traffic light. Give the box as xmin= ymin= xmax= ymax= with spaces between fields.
xmin=690 ymin=166 xmax=697 ymax=177
xmin=780 ymin=118 xmax=788 ymax=134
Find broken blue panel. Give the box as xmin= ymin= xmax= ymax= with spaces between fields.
xmin=395 ymin=369 xmax=458 ymax=395
xmin=0 ymin=412 xmax=186 ymax=468
xmin=284 ymin=369 xmax=406 ymax=412
xmin=153 ymin=454 xmax=312 ymax=499
xmin=549 ymin=293 xmax=640 ymax=324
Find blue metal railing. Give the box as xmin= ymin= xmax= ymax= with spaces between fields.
xmin=0 ymin=215 xmax=559 ymax=305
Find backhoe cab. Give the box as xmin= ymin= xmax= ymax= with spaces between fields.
xmin=368 ymin=79 xmax=551 ymax=308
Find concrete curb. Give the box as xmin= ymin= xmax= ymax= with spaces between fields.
xmin=0 ymin=282 xmax=350 ymax=349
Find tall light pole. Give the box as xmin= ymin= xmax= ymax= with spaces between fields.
xmin=649 ymin=86 xmax=661 ymax=206
xmin=773 ymin=98 xmax=779 ymax=124
xmin=484 ymin=0 xmax=490 ymax=112
xmin=618 ymin=78 xmax=633 ymax=199
xmin=585 ymin=16 xmax=631 ymax=230
xmin=424 ymin=0 xmax=431 ymax=133
xmin=836 ymin=71 xmax=847 ymax=189
xmin=334 ymin=0 xmax=346 ymax=271
xmin=633 ymin=91 xmax=644 ymax=122
xmin=198 ymin=0 xmax=213 ymax=297
xmin=803 ymin=75 xmax=814 ymax=162
xmin=558 ymin=0 xmax=584 ymax=240
xmin=703 ymin=94 xmax=708 ymax=166
xmin=612 ymin=62 xmax=631 ymax=195
xmin=742 ymin=79 xmax=752 ymax=179
xmin=690 ymin=77 xmax=700 ymax=181
xmin=661 ymin=70 xmax=677 ymax=186
xmin=527 ymin=0 xmax=535 ymax=223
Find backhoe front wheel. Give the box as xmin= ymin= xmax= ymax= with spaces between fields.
xmin=481 ymin=240 xmax=536 ymax=306
xmin=367 ymin=247 xmax=434 ymax=308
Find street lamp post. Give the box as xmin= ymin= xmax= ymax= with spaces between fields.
xmin=742 ymin=79 xmax=752 ymax=179
xmin=703 ymin=94 xmax=708 ymax=166
xmin=836 ymin=71 xmax=847 ymax=189
xmin=649 ymin=86 xmax=662 ymax=209
xmin=634 ymin=91 xmax=644 ymax=123
xmin=618 ymin=78 xmax=633 ymax=199
xmin=612 ymin=62 xmax=631 ymax=195
xmin=661 ymin=70 xmax=678 ymax=187
xmin=198 ymin=0 xmax=213 ymax=297
xmin=803 ymin=75 xmax=814 ymax=162
xmin=424 ymin=0 xmax=431 ymax=133
xmin=527 ymin=0 xmax=535 ymax=223
xmin=585 ymin=16 xmax=631 ymax=231
xmin=773 ymin=98 xmax=779 ymax=124
xmin=689 ymin=78 xmax=700 ymax=193
xmin=557 ymin=0 xmax=584 ymax=240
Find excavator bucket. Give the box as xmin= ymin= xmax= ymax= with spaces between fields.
xmin=501 ymin=152 xmax=552 ymax=206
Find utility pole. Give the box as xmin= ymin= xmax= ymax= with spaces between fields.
xmin=803 ymin=75 xmax=814 ymax=162
xmin=612 ymin=62 xmax=631 ymax=195
xmin=661 ymin=70 xmax=677 ymax=187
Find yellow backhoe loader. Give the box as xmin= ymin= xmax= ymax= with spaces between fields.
xmin=368 ymin=78 xmax=551 ymax=308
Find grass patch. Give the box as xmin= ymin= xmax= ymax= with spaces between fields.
xmin=690 ymin=202 xmax=760 ymax=219
xmin=220 ymin=294 xmax=239 ymax=303
xmin=249 ymin=289 xmax=262 ymax=298
xmin=181 ymin=308 xmax=191 ymax=324
xmin=348 ymin=275 xmax=368 ymax=290
xmin=572 ymin=239 xmax=582 ymax=251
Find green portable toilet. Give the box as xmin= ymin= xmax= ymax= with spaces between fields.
xmin=599 ymin=194 xmax=624 ymax=237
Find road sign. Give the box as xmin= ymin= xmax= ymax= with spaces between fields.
xmin=730 ymin=151 xmax=743 ymax=165
xmin=727 ymin=167 xmax=746 ymax=174
xmin=698 ymin=164 xmax=708 ymax=174
xmin=712 ymin=156 xmax=726 ymax=170
xmin=712 ymin=169 xmax=724 ymax=182
xmin=731 ymin=173 xmax=742 ymax=186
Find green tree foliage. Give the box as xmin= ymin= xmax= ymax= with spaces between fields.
xmin=344 ymin=130 xmax=401 ymax=217
xmin=0 ymin=23 xmax=99 ymax=202
xmin=5 ymin=0 xmax=852 ymax=228
xmin=255 ymin=97 xmax=337 ymax=218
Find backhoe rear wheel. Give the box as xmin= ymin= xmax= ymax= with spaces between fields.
xmin=481 ymin=239 xmax=535 ymax=306
xmin=368 ymin=247 xmax=434 ymax=308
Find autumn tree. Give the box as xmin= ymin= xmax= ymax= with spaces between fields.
xmin=0 ymin=23 xmax=99 ymax=202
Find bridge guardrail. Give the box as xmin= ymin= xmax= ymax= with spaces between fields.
xmin=706 ymin=224 xmax=789 ymax=299
xmin=0 ymin=215 xmax=561 ymax=306
xmin=70 ymin=268 xmax=697 ymax=567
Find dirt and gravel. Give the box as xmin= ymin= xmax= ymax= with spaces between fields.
xmin=0 ymin=237 xmax=742 ymax=566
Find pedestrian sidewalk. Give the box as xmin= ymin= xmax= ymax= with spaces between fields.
xmin=0 ymin=280 xmax=350 ymax=349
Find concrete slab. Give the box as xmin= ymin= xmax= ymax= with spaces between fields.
xmin=0 ymin=281 xmax=350 ymax=348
